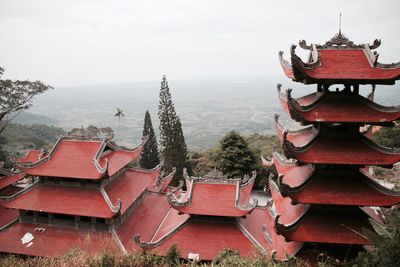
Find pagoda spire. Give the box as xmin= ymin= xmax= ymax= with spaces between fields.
xmin=339 ymin=13 xmax=342 ymax=35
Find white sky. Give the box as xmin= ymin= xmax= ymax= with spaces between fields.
xmin=0 ymin=0 xmax=399 ymax=86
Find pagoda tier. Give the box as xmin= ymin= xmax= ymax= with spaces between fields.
xmin=166 ymin=168 xmax=257 ymax=217
xmin=0 ymin=166 xmax=25 ymax=193
xmin=274 ymin=114 xmax=318 ymax=147
xmin=275 ymin=161 xmax=400 ymax=206
xmin=281 ymin=129 xmax=400 ymax=166
xmin=277 ymin=85 xmax=400 ymax=125
xmin=16 ymin=136 xmax=147 ymax=179
xmin=274 ymin=206 xmax=375 ymax=245
xmin=0 ymin=222 xmax=116 ymax=257
xmin=279 ymin=32 xmax=400 ymax=85
xmin=2 ymin=163 xmax=173 ymax=218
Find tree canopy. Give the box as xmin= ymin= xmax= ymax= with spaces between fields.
xmin=0 ymin=67 xmax=53 ymax=134
xmin=158 ymin=75 xmax=190 ymax=184
xmin=140 ymin=110 xmax=160 ymax=169
xmin=214 ymin=130 xmax=256 ymax=178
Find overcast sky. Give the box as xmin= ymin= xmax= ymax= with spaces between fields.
xmin=0 ymin=0 xmax=399 ymax=86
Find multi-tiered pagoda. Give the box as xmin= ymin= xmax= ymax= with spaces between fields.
xmin=263 ymin=31 xmax=400 ymax=259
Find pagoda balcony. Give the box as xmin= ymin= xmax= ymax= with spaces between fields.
xmin=166 ymin=168 xmax=258 ymax=217
xmin=279 ymin=34 xmax=400 ymax=85
xmin=277 ymin=85 xmax=400 ymax=125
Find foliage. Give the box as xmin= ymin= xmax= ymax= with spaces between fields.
xmin=0 ymin=67 xmax=53 ymax=134
xmin=158 ymin=75 xmax=190 ymax=184
xmin=214 ymin=131 xmax=256 ymax=178
xmin=68 ymin=125 xmax=114 ymax=140
xmin=352 ymin=213 xmax=400 ymax=267
xmin=372 ymin=122 xmax=400 ymax=148
xmin=140 ymin=110 xmax=160 ymax=169
xmin=165 ymin=243 xmax=181 ymax=267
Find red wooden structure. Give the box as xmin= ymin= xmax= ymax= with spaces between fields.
xmin=265 ymin=31 xmax=400 ymax=259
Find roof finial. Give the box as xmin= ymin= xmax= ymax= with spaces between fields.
xmin=161 ymin=75 xmax=168 ymax=88
xmin=339 ymin=13 xmax=342 ymax=35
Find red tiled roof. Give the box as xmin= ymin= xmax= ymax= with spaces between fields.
xmin=0 ymin=172 xmax=25 ymax=191
xmin=269 ymin=180 xmax=309 ymax=226
xmin=105 ymin=168 xmax=161 ymax=214
xmin=279 ymin=89 xmax=400 ymax=124
xmin=13 ymin=150 xmax=43 ymax=164
xmin=275 ymin=115 xmax=317 ymax=147
xmin=302 ymin=50 xmax=400 ymax=81
xmin=3 ymin=184 xmax=116 ymax=218
xmin=0 ymin=222 xmax=116 ymax=257
xmin=18 ymin=138 xmax=144 ymax=179
xmin=167 ymin=172 xmax=257 ymax=217
xmin=280 ymin=168 xmax=400 ymax=206
xmin=283 ymin=133 xmax=400 ymax=166
xmin=149 ymin=218 xmax=258 ymax=261
xmin=117 ymin=192 xmax=177 ymax=252
xmin=0 ymin=205 xmax=19 ymax=229
xmin=239 ymin=207 xmax=304 ymax=260
xmin=275 ymin=207 xmax=374 ymax=245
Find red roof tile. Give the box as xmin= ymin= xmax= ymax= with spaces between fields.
xmin=280 ymin=167 xmax=400 ymax=206
xmin=0 ymin=222 xmax=116 ymax=257
xmin=279 ymin=89 xmax=400 ymax=124
xmin=0 ymin=205 xmax=19 ymax=229
xmin=239 ymin=207 xmax=304 ymax=260
xmin=283 ymin=133 xmax=400 ymax=166
xmin=0 ymin=172 xmax=25 ymax=191
xmin=275 ymin=207 xmax=374 ymax=245
xmin=18 ymin=138 xmax=145 ymax=180
xmin=167 ymin=171 xmax=257 ymax=217
xmin=3 ymin=183 xmax=116 ymax=218
xmin=13 ymin=150 xmax=43 ymax=164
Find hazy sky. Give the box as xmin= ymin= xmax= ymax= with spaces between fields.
xmin=0 ymin=0 xmax=399 ymax=86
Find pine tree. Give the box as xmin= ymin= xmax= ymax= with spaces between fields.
xmin=215 ymin=130 xmax=256 ymax=178
xmin=140 ymin=110 xmax=160 ymax=169
xmin=158 ymin=75 xmax=190 ymax=184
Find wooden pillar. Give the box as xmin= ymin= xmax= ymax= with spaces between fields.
xmin=74 ymin=216 xmax=80 ymax=229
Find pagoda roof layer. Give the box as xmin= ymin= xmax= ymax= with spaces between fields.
xmin=278 ymin=167 xmax=400 ymax=206
xmin=282 ymin=131 xmax=400 ymax=166
xmin=278 ymin=86 xmax=400 ymax=124
xmin=275 ymin=207 xmax=375 ymax=245
xmin=0 ymin=222 xmax=116 ymax=257
xmin=17 ymin=137 xmax=145 ymax=180
xmin=167 ymin=169 xmax=257 ymax=217
xmin=238 ymin=207 xmax=304 ymax=260
xmin=279 ymin=33 xmax=400 ymax=84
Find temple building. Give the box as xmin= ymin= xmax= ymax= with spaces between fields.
xmin=0 ymin=31 xmax=399 ymax=262
xmin=263 ymin=31 xmax=400 ymax=259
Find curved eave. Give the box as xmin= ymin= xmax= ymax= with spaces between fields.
xmin=271 ymin=152 xmax=298 ymax=176
xmin=286 ymin=91 xmax=400 ymax=124
xmin=0 ymin=173 xmax=25 ymax=191
xmin=278 ymin=51 xmax=295 ymax=80
xmin=283 ymin=133 xmax=400 ymax=166
xmin=275 ymin=114 xmax=318 ymax=147
xmin=281 ymin=168 xmax=400 ymax=206
xmin=274 ymin=207 xmax=373 ymax=245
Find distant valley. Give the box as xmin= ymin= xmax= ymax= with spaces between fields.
xmin=18 ymin=77 xmax=400 ymax=150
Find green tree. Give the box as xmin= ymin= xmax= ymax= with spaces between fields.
xmin=373 ymin=122 xmax=400 ymax=148
xmin=158 ymin=75 xmax=189 ymax=184
xmin=214 ymin=130 xmax=256 ymax=178
xmin=0 ymin=67 xmax=53 ymax=134
xmin=140 ymin=110 xmax=160 ymax=169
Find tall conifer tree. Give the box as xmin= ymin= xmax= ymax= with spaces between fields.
xmin=140 ymin=110 xmax=160 ymax=169
xmin=158 ymin=75 xmax=189 ymax=183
